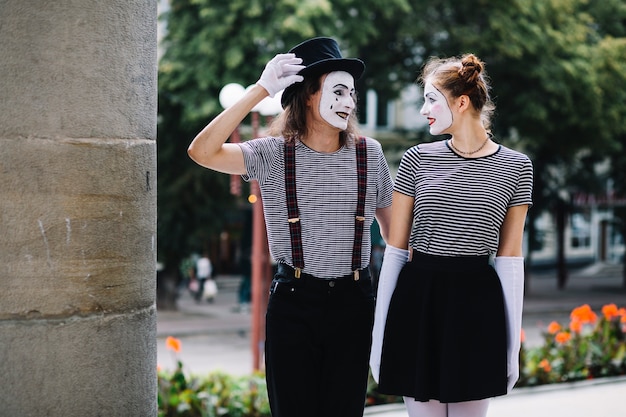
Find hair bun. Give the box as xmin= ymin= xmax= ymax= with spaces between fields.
xmin=459 ymin=54 xmax=484 ymax=86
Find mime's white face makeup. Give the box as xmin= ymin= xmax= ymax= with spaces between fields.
xmin=420 ymin=80 xmax=453 ymax=135
xmin=319 ymin=71 xmax=355 ymax=130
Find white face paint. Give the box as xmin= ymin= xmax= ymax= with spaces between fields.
xmin=420 ymin=80 xmax=453 ymax=135
xmin=319 ymin=71 xmax=356 ymax=130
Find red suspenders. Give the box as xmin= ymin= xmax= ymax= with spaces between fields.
xmin=284 ymin=138 xmax=304 ymax=277
xmin=352 ymin=137 xmax=368 ymax=280
xmin=284 ymin=137 xmax=367 ymax=280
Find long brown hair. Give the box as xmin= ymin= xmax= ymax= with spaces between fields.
xmin=419 ymin=53 xmax=495 ymax=131
xmin=268 ymin=74 xmax=362 ymax=147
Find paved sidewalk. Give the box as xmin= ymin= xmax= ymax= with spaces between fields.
xmin=157 ymin=263 xmax=626 ymax=416
xmin=522 ymin=262 xmax=625 ymax=315
xmin=364 ymin=376 xmax=626 ymax=417
xmin=156 ymin=277 xmax=249 ymax=338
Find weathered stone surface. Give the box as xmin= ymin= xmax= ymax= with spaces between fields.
xmin=0 ymin=138 xmax=156 ymax=318
xmin=0 ymin=0 xmax=157 ymax=140
xmin=0 ymin=307 xmax=157 ymax=417
xmin=0 ymin=0 xmax=158 ymax=415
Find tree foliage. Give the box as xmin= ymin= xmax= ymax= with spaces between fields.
xmin=159 ymin=0 xmax=412 ymax=129
xmin=157 ymin=0 xmax=626 ymax=283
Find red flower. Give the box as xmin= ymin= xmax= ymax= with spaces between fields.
xmin=539 ymin=359 xmax=552 ymax=372
xmin=547 ymin=321 xmax=561 ymax=334
xmin=555 ymin=331 xmax=571 ymax=344
xmin=570 ymin=304 xmax=598 ymax=324
xmin=602 ymin=304 xmax=619 ymax=320
xmin=166 ymin=336 xmax=182 ymax=353
xmin=569 ymin=319 xmax=582 ymax=333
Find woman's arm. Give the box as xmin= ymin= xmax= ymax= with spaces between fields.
xmin=496 ymin=204 xmax=530 ymax=257
xmin=386 ymin=191 xmax=415 ymax=249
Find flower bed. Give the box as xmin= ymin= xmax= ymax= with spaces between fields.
xmin=518 ymin=303 xmax=626 ymax=386
xmin=158 ymin=304 xmax=626 ymax=416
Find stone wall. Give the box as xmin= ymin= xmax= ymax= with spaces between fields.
xmin=0 ymin=1 xmax=157 ymax=415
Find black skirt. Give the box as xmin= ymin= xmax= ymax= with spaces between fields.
xmin=377 ymin=251 xmax=508 ymax=403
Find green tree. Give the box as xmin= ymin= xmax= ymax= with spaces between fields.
xmin=388 ymin=0 xmax=626 ymax=286
xmin=586 ymin=0 xmax=626 ymax=284
xmin=483 ymin=0 xmax=619 ymax=287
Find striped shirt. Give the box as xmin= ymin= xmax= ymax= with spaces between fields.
xmin=395 ymin=140 xmax=533 ymax=256
xmin=240 ymin=136 xmax=393 ymax=279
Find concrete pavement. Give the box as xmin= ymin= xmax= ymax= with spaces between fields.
xmin=364 ymin=376 xmax=626 ymax=416
xmin=157 ymin=263 xmax=626 ymax=416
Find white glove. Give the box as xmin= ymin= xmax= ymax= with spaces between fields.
xmin=256 ymin=53 xmax=305 ymax=98
xmin=494 ymin=256 xmax=525 ymax=393
xmin=369 ymin=245 xmax=410 ymax=383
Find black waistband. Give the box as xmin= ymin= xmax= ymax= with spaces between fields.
xmin=410 ymin=250 xmax=491 ymax=271
xmin=277 ymin=263 xmax=371 ymax=282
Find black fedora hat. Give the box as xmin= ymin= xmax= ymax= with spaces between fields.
xmin=281 ymin=37 xmax=365 ymax=108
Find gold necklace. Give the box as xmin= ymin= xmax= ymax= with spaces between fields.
xmin=449 ymin=137 xmax=489 ymax=156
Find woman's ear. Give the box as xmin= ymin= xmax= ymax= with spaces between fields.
xmin=456 ymin=95 xmax=471 ymax=113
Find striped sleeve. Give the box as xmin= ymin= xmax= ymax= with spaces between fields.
xmin=239 ymin=136 xmax=283 ymax=184
xmin=394 ymin=145 xmax=420 ymax=197
xmin=509 ymin=156 xmax=533 ymax=208
xmin=373 ymin=139 xmax=394 ymax=208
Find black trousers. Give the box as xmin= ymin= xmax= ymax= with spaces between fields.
xmin=265 ymin=264 xmax=375 ymax=417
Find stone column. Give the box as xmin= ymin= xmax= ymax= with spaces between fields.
xmin=0 ymin=1 xmax=157 ymax=416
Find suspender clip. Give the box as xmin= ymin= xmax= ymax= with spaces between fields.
xmin=353 ymin=270 xmax=360 ymax=281
xmin=288 ymin=217 xmax=300 ymax=223
xmin=355 ymin=216 xmax=365 ymax=222
xmin=294 ymin=267 xmax=301 ymax=278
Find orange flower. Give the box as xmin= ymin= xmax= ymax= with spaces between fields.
xmin=547 ymin=321 xmax=561 ymax=334
xmin=166 ymin=336 xmax=182 ymax=353
xmin=539 ymin=359 xmax=552 ymax=372
xmin=602 ymin=304 xmax=619 ymax=320
xmin=520 ymin=328 xmax=526 ymax=343
xmin=570 ymin=304 xmax=598 ymax=324
xmin=569 ymin=319 xmax=582 ymax=333
xmin=555 ymin=331 xmax=571 ymax=344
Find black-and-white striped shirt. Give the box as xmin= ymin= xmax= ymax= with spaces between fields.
xmin=240 ymin=136 xmax=393 ymax=278
xmin=395 ymin=140 xmax=533 ymax=256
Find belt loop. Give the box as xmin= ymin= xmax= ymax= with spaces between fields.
xmin=353 ymin=269 xmax=360 ymax=281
